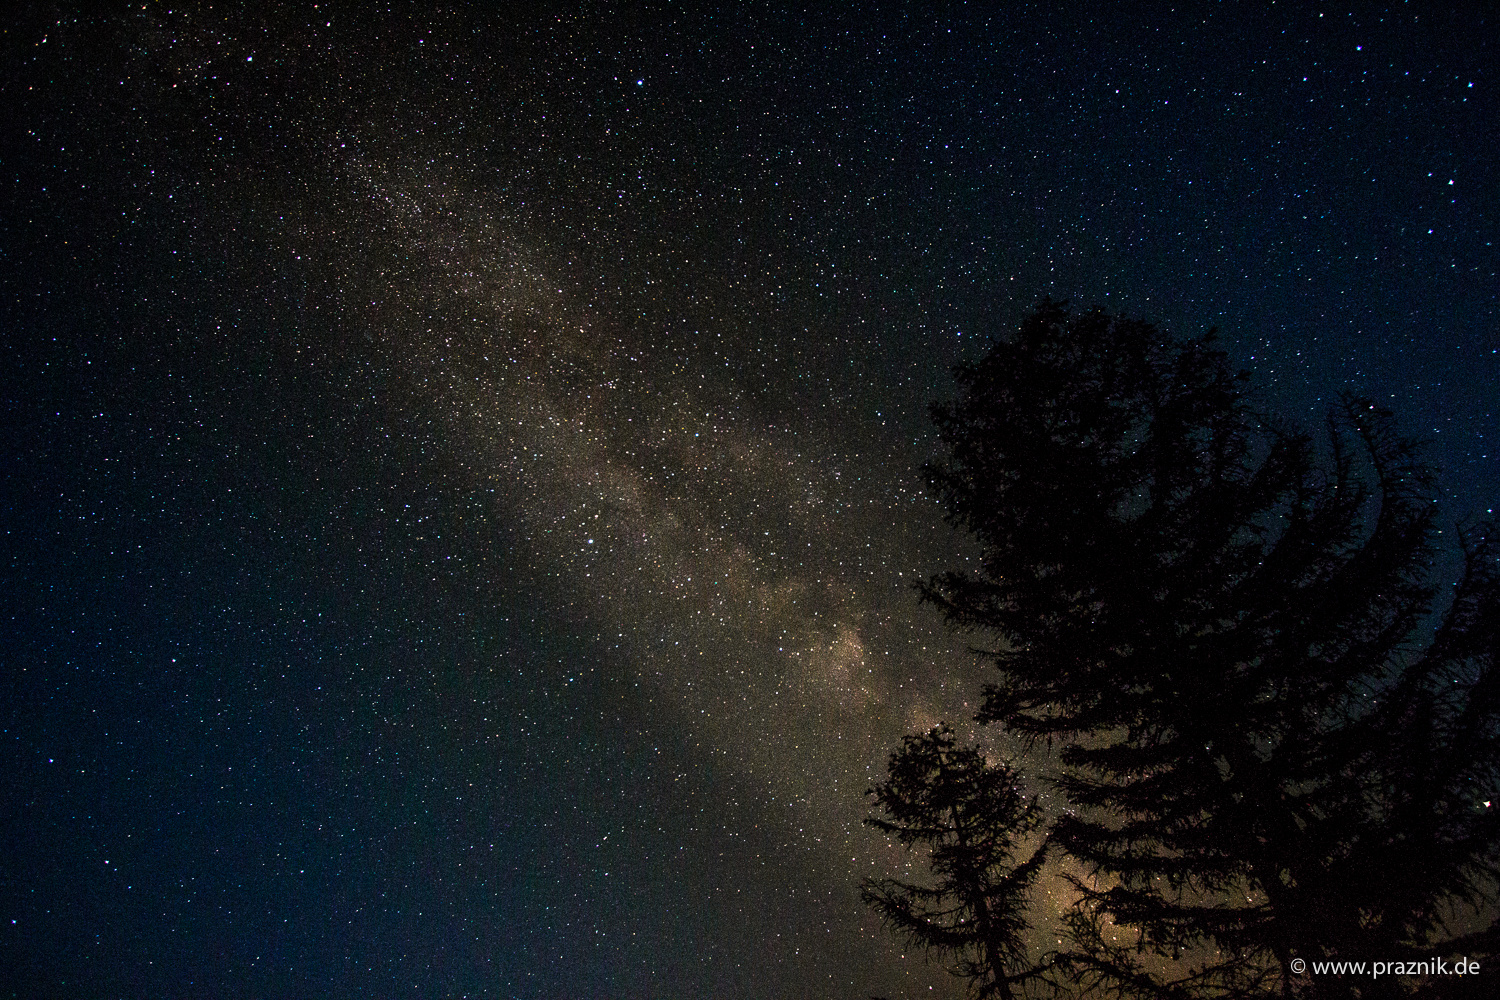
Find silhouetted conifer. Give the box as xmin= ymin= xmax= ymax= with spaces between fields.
xmin=906 ymin=300 xmax=1500 ymax=998
xmin=863 ymin=725 xmax=1052 ymax=999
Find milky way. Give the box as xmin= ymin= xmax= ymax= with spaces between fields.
xmin=296 ymin=143 xmax=989 ymax=812
xmin=275 ymin=146 xmax=999 ymax=985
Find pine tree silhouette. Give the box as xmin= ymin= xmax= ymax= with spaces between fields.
xmin=863 ymin=725 xmax=1052 ymax=999
xmin=909 ymin=300 xmax=1500 ymax=998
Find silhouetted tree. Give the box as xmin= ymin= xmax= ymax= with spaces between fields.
xmin=910 ymin=300 xmax=1500 ymax=998
xmin=863 ymin=725 xmax=1053 ymax=999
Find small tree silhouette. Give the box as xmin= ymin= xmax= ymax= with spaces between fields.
xmin=863 ymin=725 xmax=1053 ymax=999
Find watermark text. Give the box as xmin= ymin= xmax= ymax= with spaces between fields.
xmin=1289 ymin=956 xmax=1480 ymax=979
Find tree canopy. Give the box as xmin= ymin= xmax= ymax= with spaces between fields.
xmin=867 ymin=300 xmax=1500 ymax=999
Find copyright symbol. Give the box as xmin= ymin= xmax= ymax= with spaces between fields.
xmin=1290 ymin=958 xmax=1306 ymax=975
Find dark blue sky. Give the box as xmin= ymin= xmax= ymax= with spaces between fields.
xmin=3 ymin=4 xmax=1494 ymax=998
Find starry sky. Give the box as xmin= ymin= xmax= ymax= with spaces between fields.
xmin=2 ymin=4 xmax=1495 ymax=998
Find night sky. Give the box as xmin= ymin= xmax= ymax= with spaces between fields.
xmin=2 ymin=4 xmax=1495 ymax=998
